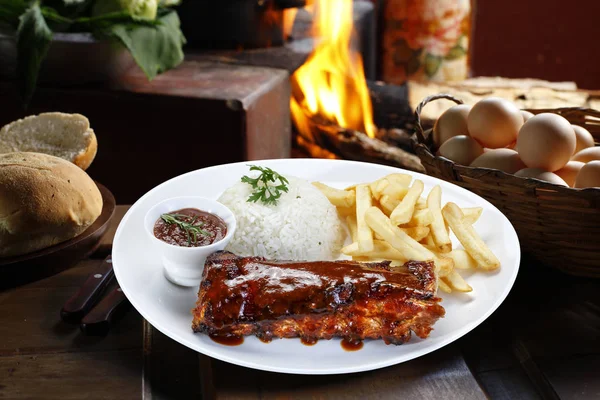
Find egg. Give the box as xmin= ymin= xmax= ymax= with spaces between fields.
xmin=433 ymin=105 xmax=471 ymax=147
xmin=514 ymin=168 xmax=568 ymax=186
xmin=467 ymin=97 xmax=523 ymax=148
xmin=470 ymin=148 xmax=526 ymax=174
xmin=521 ymin=110 xmax=534 ymax=122
xmin=571 ymin=125 xmax=595 ymax=154
xmin=555 ymin=161 xmax=585 ymax=187
xmin=575 ymin=160 xmax=600 ymax=188
xmin=517 ymin=113 xmax=576 ymax=171
xmin=438 ymin=135 xmax=484 ymax=166
xmin=572 ymin=146 xmax=600 ymax=163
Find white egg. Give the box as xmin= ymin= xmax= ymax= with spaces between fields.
xmin=438 ymin=135 xmax=484 ymax=166
xmin=467 ymin=97 xmax=523 ymax=148
xmin=555 ymin=161 xmax=585 ymax=187
xmin=433 ymin=105 xmax=472 ymax=147
xmin=575 ymin=160 xmax=600 ymax=188
xmin=572 ymin=125 xmax=595 ymax=154
xmin=470 ymin=148 xmax=526 ymax=174
xmin=514 ymin=168 xmax=568 ymax=186
xmin=572 ymin=147 xmax=600 ymax=163
xmin=517 ymin=113 xmax=576 ymax=171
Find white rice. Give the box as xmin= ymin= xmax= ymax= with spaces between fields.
xmin=217 ymin=176 xmax=345 ymax=261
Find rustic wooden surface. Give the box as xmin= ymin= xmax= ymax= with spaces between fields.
xmin=1 ymin=205 xmax=599 ymax=399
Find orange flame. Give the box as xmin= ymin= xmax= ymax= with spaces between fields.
xmin=291 ymin=0 xmax=376 ymax=138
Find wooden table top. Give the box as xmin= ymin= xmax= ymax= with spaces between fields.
xmin=1 ymin=205 xmax=598 ymax=399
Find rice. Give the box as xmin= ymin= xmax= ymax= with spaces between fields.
xmin=217 ymin=176 xmax=346 ymax=261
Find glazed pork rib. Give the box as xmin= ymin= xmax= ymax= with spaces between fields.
xmin=192 ymin=251 xmax=445 ymax=345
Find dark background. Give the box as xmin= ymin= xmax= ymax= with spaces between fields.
xmin=470 ymin=0 xmax=599 ymax=89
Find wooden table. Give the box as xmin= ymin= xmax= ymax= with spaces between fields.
xmin=1 ymin=206 xmax=598 ymax=399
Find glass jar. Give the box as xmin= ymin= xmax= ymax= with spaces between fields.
xmin=381 ymin=0 xmax=472 ymax=84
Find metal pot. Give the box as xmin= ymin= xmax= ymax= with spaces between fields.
xmin=177 ymin=0 xmax=306 ymax=50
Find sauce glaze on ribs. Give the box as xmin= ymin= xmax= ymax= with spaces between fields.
xmin=192 ymin=251 xmax=445 ymax=345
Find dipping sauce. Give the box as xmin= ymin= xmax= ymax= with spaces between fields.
xmin=154 ymin=208 xmax=227 ymax=247
xmin=209 ymin=334 xmax=244 ymax=346
xmin=341 ymin=338 xmax=364 ymax=352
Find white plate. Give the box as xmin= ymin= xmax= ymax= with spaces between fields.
xmin=112 ymin=159 xmax=520 ymax=375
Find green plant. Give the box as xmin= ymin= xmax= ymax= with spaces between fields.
xmin=1 ymin=0 xmax=186 ymax=105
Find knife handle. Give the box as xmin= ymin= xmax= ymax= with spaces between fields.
xmin=80 ymin=286 xmax=130 ymax=336
xmin=61 ymin=257 xmax=114 ymax=323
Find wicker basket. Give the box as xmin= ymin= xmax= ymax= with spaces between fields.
xmin=414 ymin=94 xmax=600 ymax=278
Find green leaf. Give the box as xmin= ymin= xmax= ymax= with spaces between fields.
xmin=424 ymin=54 xmax=442 ymax=77
xmin=0 ymin=0 xmax=28 ymax=29
xmin=17 ymin=2 xmax=53 ymax=106
xmin=159 ymin=0 xmax=181 ymax=6
xmin=103 ymin=10 xmax=185 ymax=79
xmin=445 ymin=44 xmax=466 ymax=61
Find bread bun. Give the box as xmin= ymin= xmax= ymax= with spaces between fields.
xmin=0 ymin=152 xmax=103 ymax=257
xmin=0 ymin=113 xmax=97 ymax=170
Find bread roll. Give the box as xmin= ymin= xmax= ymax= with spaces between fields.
xmin=0 ymin=152 xmax=103 ymax=258
xmin=0 ymin=113 xmax=97 ymax=170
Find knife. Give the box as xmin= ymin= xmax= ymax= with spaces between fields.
xmin=61 ymin=256 xmax=114 ymax=323
xmin=80 ymin=286 xmax=130 ymax=336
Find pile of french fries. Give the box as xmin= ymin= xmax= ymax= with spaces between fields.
xmin=312 ymin=174 xmax=501 ymax=294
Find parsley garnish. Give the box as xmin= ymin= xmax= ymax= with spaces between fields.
xmin=241 ymin=165 xmax=289 ymax=205
xmin=160 ymin=213 xmax=210 ymax=246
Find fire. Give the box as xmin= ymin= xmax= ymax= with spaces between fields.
xmin=291 ymin=0 xmax=376 ymax=139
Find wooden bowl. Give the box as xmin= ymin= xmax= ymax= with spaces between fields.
xmin=0 ymin=183 xmax=116 ymax=289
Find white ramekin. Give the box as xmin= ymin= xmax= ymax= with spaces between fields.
xmin=144 ymin=196 xmax=236 ymax=287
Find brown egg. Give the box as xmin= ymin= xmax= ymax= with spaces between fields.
xmin=555 ymin=161 xmax=585 ymax=187
xmin=575 ymin=160 xmax=600 ymax=188
xmin=433 ymin=105 xmax=471 ymax=147
xmin=467 ymin=97 xmax=523 ymax=148
xmin=517 ymin=113 xmax=576 ymax=171
xmin=514 ymin=168 xmax=568 ymax=186
xmin=438 ymin=135 xmax=484 ymax=166
xmin=572 ymin=147 xmax=600 ymax=163
xmin=521 ymin=110 xmax=534 ymax=122
xmin=571 ymin=125 xmax=595 ymax=154
xmin=470 ymin=149 xmax=527 ymax=174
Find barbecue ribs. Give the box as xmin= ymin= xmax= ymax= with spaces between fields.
xmin=192 ymin=251 xmax=445 ymax=345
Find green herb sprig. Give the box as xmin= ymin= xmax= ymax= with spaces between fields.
xmin=160 ymin=213 xmax=210 ymax=246
xmin=241 ymin=165 xmax=289 ymax=205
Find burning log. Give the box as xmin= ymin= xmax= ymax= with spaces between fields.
xmin=295 ymin=113 xmax=425 ymax=172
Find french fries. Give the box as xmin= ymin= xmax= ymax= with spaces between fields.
xmin=427 ymin=185 xmax=452 ymax=253
xmin=312 ymin=182 xmax=355 ymax=208
xmin=355 ymin=185 xmax=374 ymax=252
xmin=390 ymin=180 xmax=424 ymax=225
xmin=442 ymin=203 xmax=500 ymax=270
xmin=314 ymin=173 xmax=501 ymax=296
xmin=443 ymin=270 xmax=473 ymax=292
xmin=346 ymin=215 xmax=358 ymax=243
xmin=447 ymin=249 xmax=479 ymax=270
xmin=400 ymin=226 xmax=430 ymax=242
xmin=342 ymin=240 xmax=408 ymax=262
xmin=462 ymin=207 xmax=483 ymax=225
xmin=365 ymin=207 xmax=434 ymax=262
xmin=405 ymin=208 xmax=433 ymax=227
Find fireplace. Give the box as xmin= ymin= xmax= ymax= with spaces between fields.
xmin=0 ymin=0 xmax=420 ymax=203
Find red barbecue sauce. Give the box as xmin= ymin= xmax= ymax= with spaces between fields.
xmin=154 ymin=208 xmax=226 ymax=247
xmin=209 ymin=334 xmax=244 ymax=346
xmin=341 ymin=338 xmax=364 ymax=351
